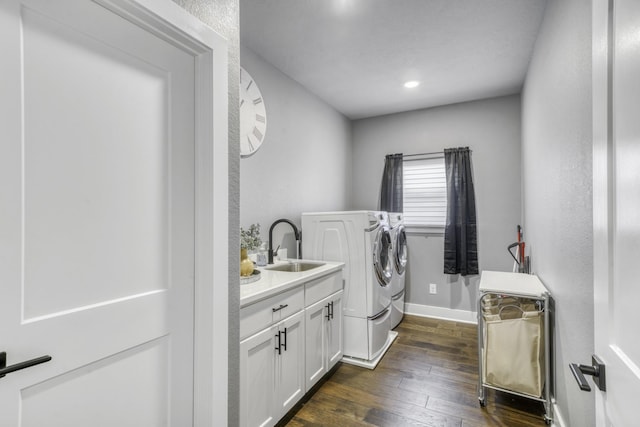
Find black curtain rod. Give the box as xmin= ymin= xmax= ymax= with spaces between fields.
xmin=401 ymin=147 xmax=472 ymax=158
xmin=402 ymin=151 xmax=442 ymax=158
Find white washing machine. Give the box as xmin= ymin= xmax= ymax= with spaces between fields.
xmin=388 ymin=212 xmax=407 ymax=329
xmin=302 ymin=211 xmax=395 ymax=366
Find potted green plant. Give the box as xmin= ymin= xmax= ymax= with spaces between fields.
xmin=241 ymin=223 xmax=262 ymax=252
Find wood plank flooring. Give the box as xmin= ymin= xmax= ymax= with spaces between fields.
xmin=282 ymin=315 xmax=547 ymax=427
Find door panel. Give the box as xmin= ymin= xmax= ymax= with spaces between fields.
xmin=0 ymin=1 xmax=196 ymax=425
xmin=593 ymin=0 xmax=640 ymax=424
xmin=21 ymin=338 xmax=169 ymax=427
xmin=611 ymin=0 xmax=640 ymax=369
xmin=22 ymin=5 xmax=172 ymax=319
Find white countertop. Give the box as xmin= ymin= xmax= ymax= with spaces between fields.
xmin=240 ymin=259 xmax=345 ymax=308
xmin=479 ymin=270 xmax=549 ymax=297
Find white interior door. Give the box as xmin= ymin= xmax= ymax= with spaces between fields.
xmin=593 ymin=0 xmax=640 ymax=425
xmin=0 ymin=1 xmax=201 ymax=424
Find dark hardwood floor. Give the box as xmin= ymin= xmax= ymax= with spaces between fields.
xmin=284 ymin=315 xmax=547 ymax=427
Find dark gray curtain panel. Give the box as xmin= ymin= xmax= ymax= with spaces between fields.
xmin=379 ymin=153 xmax=403 ymax=212
xmin=443 ymin=147 xmax=478 ymax=276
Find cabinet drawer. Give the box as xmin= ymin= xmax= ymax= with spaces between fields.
xmin=240 ymin=286 xmax=304 ymax=340
xmin=305 ymin=271 xmax=343 ymax=307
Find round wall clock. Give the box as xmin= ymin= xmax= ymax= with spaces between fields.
xmin=239 ymin=67 xmax=267 ymax=158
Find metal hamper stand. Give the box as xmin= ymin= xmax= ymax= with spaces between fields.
xmin=477 ymin=270 xmax=553 ymax=425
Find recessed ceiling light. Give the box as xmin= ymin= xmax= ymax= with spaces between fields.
xmin=404 ymin=81 xmax=420 ymax=89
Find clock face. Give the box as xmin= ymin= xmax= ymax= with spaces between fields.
xmin=239 ymin=67 xmax=267 ymax=158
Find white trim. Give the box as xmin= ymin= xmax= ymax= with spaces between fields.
xmin=194 ymin=43 xmax=229 ymax=427
xmin=404 ymin=303 xmax=477 ymax=324
xmin=191 ymin=19 xmax=229 ymax=427
xmin=98 ymin=2 xmax=229 ymax=425
xmin=551 ymin=400 xmax=567 ymax=427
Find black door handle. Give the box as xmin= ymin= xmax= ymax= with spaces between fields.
xmin=569 ymin=355 xmax=606 ymax=392
xmin=569 ymin=363 xmax=593 ymax=391
xmin=0 ymin=351 xmax=52 ymax=379
xmin=272 ymin=304 xmax=288 ymax=313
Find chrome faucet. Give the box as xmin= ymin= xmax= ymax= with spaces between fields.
xmin=268 ymin=218 xmax=302 ymax=264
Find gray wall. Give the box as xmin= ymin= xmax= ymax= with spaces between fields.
xmin=351 ymin=95 xmax=522 ymax=313
xmin=240 ymin=47 xmax=352 ymax=254
xmin=521 ymin=0 xmax=593 ymax=425
xmin=171 ymin=2 xmax=596 ymax=425
xmin=172 ymin=1 xmax=240 ymax=424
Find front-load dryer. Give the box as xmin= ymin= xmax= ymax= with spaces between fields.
xmin=302 ymin=211 xmax=394 ymax=365
xmin=388 ymin=212 xmax=407 ymax=329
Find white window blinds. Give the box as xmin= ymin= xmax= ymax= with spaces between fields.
xmin=403 ymin=156 xmax=447 ymax=229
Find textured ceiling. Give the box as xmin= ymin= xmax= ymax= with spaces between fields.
xmin=240 ymin=0 xmax=547 ymax=120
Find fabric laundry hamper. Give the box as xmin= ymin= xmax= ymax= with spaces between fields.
xmin=482 ymin=305 xmax=544 ymax=397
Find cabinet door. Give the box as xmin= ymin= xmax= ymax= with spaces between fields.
xmin=305 ymin=297 xmax=328 ymax=391
xmin=240 ymin=326 xmax=277 ymax=427
xmin=276 ymin=310 xmax=305 ymax=417
xmin=327 ymin=290 xmax=344 ymax=369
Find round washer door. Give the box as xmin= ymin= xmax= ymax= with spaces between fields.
xmin=373 ymin=225 xmax=393 ymax=286
xmin=394 ymin=225 xmax=408 ymax=275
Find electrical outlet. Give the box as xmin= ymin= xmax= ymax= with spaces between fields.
xmin=429 ymin=283 xmax=437 ymax=294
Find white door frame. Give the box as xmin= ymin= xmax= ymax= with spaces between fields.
xmin=97 ymin=1 xmax=229 ymax=424
xmin=592 ymin=0 xmax=609 ymax=423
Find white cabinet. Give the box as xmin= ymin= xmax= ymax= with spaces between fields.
xmin=274 ymin=310 xmax=305 ymax=416
xmin=305 ymin=290 xmax=343 ymax=391
xmin=326 ymin=291 xmax=344 ymax=368
xmin=240 ymin=269 xmax=344 ymax=426
xmin=240 ymin=288 xmax=305 ymax=427
xmin=240 ymin=286 xmax=304 ymax=340
xmin=239 ymin=325 xmax=276 ymax=427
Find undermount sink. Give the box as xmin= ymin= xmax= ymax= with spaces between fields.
xmin=265 ymin=261 xmax=325 ymax=272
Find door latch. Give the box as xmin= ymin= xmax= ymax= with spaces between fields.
xmin=569 ymin=354 xmax=606 ymax=392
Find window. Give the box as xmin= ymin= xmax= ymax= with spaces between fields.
xmin=403 ymin=155 xmax=447 ymax=231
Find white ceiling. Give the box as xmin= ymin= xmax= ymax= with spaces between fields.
xmin=240 ymin=0 xmax=547 ymax=120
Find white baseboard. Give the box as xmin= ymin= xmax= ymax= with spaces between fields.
xmin=404 ymin=303 xmax=477 ymax=324
xmin=551 ymin=401 xmax=566 ymax=427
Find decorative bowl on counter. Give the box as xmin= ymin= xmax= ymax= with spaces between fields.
xmin=240 ymin=269 xmax=261 ymax=285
